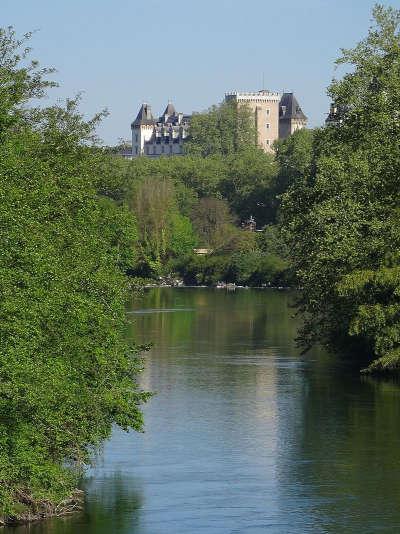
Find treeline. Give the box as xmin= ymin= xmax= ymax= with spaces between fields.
xmin=116 ymin=102 xmax=293 ymax=287
xmin=0 ymin=29 xmax=148 ymax=522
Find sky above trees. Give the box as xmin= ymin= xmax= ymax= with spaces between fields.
xmin=1 ymin=0 xmax=390 ymax=144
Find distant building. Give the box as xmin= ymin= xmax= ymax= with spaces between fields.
xmin=128 ymin=90 xmax=307 ymax=158
xmin=325 ymin=102 xmax=348 ymax=126
xmin=241 ymin=215 xmax=257 ymax=232
xmin=225 ymin=90 xmax=307 ymax=152
xmin=131 ymin=102 xmax=190 ymax=158
xmin=279 ymin=92 xmax=308 ymax=139
xmin=225 ymin=90 xmax=281 ymax=152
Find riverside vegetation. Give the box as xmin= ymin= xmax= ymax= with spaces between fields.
xmin=0 ymin=28 xmax=149 ymax=524
xmin=0 ymin=2 xmax=399 ymax=525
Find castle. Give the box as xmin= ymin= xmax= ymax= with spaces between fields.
xmin=129 ymin=90 xmax=307 ymax=158
xmin=131 ymin=102 xmax=190 ymax=158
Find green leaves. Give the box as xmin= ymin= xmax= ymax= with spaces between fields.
xmin=185 ymin=100 xmax=256 ymax=157
xmin=0 ymin=29 xmax=147 ymax=519
xmin=280 ymin=5 xmax=400 ymax=372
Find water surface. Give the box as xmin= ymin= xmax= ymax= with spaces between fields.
xmin=7 ymin=288 xmax=400 ymax=533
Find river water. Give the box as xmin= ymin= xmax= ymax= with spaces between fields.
xmin=7 ymin=288 xmax=400 ymax=533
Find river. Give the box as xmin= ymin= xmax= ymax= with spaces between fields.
xmin=7 ymin=288 xmax=400 ymax=533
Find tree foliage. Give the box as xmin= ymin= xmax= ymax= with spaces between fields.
xmin=0 ymin=29 xmax=148 ymax=520
xmin=184 ymin=100 xmax=256 ymax=157
xmin=130 ymin=176 xmax=196 ymax=275
xmin=280 ymin=4 xmax=400 ymax=372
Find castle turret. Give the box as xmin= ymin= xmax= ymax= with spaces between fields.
xmin=279 ymin=93 xmax=307 ymax=139
xmin=162 ymin=101 xmax=176 ymax=123
xmin=131 ymin=103 xmax=155 ymax=156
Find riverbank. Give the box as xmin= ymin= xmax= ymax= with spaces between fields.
xmin=133 ymin=275 xmax=293 ymax=290
xmin=143 ymin=283 xmax=292 ymax=290
xmin=0 ymin=491 xmax=83 ymax=527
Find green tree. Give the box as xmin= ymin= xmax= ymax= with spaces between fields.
xmin=280 ymin=5 xmax=400 ymax=372
xmin=191 ymin=197 xmax=241 ymax=252
xmin=273 ymin=128 xmax=315 ymax=220
xmin=220 ymin=148 xmax=277 ymax=226
xmin=131 ymin=176 xmax=196 ymax=274
xmin=0 ymin=29 xmax=148 ymax=521
xmin=185 ymin=100 xmax=256 ymax=157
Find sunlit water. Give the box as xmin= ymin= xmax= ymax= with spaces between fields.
xmin=7 ymin=288 xmax=400 ymax=533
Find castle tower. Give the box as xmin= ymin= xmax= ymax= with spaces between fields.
xmin=131 ymin=103 xmax=155 ymax=156
xmin=225 ymin=90 xmax=281 ymax=152
xmin=279 ymin=93 xmax=307 ymax=139
xmin=162 ymin=101 xmax=176 ymax=123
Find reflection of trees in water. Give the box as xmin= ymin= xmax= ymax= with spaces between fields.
xmin=128 ymin=288 xmax=301 ymax=406
xmin=129 ymin=287 xmax=298 ymax=485
xmin=6 ymin=474 xmax=143 ymax=534
xmin=275 ymin=354 xmax=400 ymax=533
xmin=129 ymin=287 xmax=299 ymax=355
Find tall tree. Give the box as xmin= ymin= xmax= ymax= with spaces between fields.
xmin=0 ymin=29 xmax=148 ymax=522
xmin=131 ymin=176 xmax=196 ymax=274
xmin=280 ymin=5 xmax=400 ymax=372
xmin=184 ymin=100 xmax=256 ymax=157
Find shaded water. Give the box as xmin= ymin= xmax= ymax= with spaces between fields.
xmin=7 ymin=288 xmax=400 ymax=533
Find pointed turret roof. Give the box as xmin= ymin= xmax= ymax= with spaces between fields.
xmin=163 ymin=101 xmax=176 ymax=117
xmin=279 ymin=93 xmax=307 ymax=121
xmin=132 ymin=103 xmax=155 ymax=127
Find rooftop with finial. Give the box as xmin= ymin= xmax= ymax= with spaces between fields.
xmin=163 ymin=101 xmax=176 ymax=118
xmin=132 ymin=103 xmax=155 ymax=127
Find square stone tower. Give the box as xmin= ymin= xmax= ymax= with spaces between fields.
xmin=225 ymin=90 xmax=281 ymax=152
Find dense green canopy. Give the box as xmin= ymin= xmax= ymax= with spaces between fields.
xmin=280 ymin=5 xmax=400 ymax=372
xmin=0 ymin=28 xmax=148 ymax=520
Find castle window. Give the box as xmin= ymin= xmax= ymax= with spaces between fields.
xmin=266 ymin=109 xmax=270 ymax=116
xmin=266 ymin=123 xmax=270 ymax=129
xmin=266 ymin=140 xmax=270 ymax=146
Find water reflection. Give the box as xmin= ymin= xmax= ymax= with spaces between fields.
xmin=6 ymin=288 xmax=400 ymax=533
xmin=275 ymin=361 xmax=400 ymax=533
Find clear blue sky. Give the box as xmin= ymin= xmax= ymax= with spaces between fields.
xmin=1 ymin=0 xmax=392 ymax=144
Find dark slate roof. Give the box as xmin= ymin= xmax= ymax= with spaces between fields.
xmin=132 ymin=103 xmax=155 ymax=126
xmin=163 ymin=102 xmax=176 ymax=117
xmin=279 ymin=93 xmax=307 ymax=121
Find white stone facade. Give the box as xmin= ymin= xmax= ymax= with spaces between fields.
xmin=130 ymin=102 xmax=190 ymax=159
